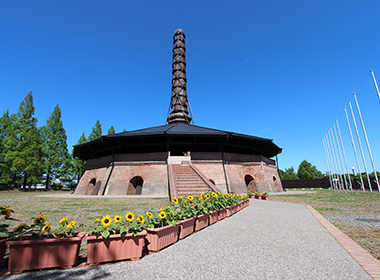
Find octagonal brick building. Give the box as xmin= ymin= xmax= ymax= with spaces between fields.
xmin=73 ymin=29 xmax=283 ymax=199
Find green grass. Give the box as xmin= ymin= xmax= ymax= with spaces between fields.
xmin=0 ymin=189 xmax=170 ymax=232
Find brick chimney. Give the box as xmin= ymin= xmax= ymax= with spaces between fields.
xmin=167 ymin=29 xmax=192 ymax=124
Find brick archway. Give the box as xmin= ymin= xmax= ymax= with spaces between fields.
xmin=127 ymin=176 xmax=144 ymax=195
xmin=244 ymin=175 xmax=257 ymax=192
xmin=85 ymin=178 xmax=96 ymax=195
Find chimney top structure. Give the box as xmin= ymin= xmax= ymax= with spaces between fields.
xmin=167 ymin=29 xmax=192 ymax=124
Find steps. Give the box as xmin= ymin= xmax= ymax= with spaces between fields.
xmin=171 ymin=164 xmax=213 ymax=197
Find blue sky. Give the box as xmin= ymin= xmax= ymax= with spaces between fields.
xmin=1 ymin=1 xmax=380 ymax=174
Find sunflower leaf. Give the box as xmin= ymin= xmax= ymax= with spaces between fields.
xmin=102 ymin=230 xmax=110 ymax=239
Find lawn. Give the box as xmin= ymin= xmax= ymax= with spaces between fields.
xmin=0 ymin=189 xmax=170 ymax=233
xmin=270 ymin=189 xmax=380 ymax=260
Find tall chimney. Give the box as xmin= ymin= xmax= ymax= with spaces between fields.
xmin=167 ymin=29 xmax=192 ymax=124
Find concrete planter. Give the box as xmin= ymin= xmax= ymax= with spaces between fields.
xmin=86 ymin=231 xmax=146 ymax=265
xmin=145 ymin=224 xmax=179 ymax=252
xmin=218 ymin=208 xmax=227 ymax=220
xmin=7 ymin=232 xmax=85 ymax=274
xmin=178 ymin=217 xmax=195 ymax=240
xmin=194 ymin=214 xmax=209 ymax=232
xmin=208 ymin=210 xmax=219 ymax=225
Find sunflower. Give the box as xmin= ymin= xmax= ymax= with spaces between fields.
xmin=126 ymin=212 xmax=135 ymax=222
xmin=172 ymin=197 xmax=179 ymax=204
xmin=212 ymin=192 xmax=218 ymax=197
xmin=34 ymin=214 xmax=47 ymax=225
xmin=42 ymin=224 xmax=50 ymax=233
xmin=59 ymin=217 xmax=69 ymax=225
xmin=231 ymin=195 xmax=235 ymax=199
xmin=101 ymin=215 xmax=112 ymax=228
xmin=3 ymin=206 xmax=12 ymax=218
xmin=95 ymin=218 xmax=100 ymax=222
xmin=14 ymin=223 xmax=27 ymax=232
xmin=138 ymin=215 xmax=145 ymax=224
xmin=205 ymin=194 xmax=211 ymax=200
xmin=187 ymin=195 xmax=193 ymax=201
xmin=200 ymin=193 xmax=205 ymax=197
xmin=67 ymin=221 xmax=76 ymax=229
xmin=146 ymin=211 xmax=153 ymax=219
xmin=170 ymin=210 xmax=174 ymax=215
xmin=114 ymin=215 xmax=122 ymax=223
xmin=159 ymin=211 xmax=166 ymax=219
xmin=165 ymin=206 xmax=171 ymax=210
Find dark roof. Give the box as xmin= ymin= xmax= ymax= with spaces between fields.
xmin=73 ymin=123 xmax=282 ymax=160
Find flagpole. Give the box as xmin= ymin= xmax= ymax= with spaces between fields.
xmin=344 ymin=107 xmax=365 ymax=191
xmin=353 ymin=93 xmax=380 ymax=191
xmin=322 ymin=137 xmax=333 ymax=189
xmin=370 ymin=69 xmax=380 ymax=103
xmin=326 ymin=132 xmax=338 ymax=189
xmin=329 ymin=128 xmax=344 ymax=190
xmin=333 ymin=123 xmax=349 ymax=190
xmin=336 ymin=119 xmax=353 ymax=190
xmin=349 ymin=100 xmax=372 ymax=191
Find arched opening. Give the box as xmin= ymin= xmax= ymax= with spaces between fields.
xmin=127 ymin=176 xmax=144 ymax=195
xmin=85 ymin=178 xmax=96 ymax=195
xmin=244 ymin=174 xmax=257 ymax=192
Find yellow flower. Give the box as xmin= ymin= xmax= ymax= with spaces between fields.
xmin=126 ymin=212 xmax=135 ymax=222
xmin=212 ymin=192 xmax=218 ymax=197
xmin=42 ymin=224 xmax=50 ymax=233
xmin=101 ymin=215 xmax=112 ymax=228
xmin=205 ymin=194 xmax=211 ymax=200
xmin=159 ymin=211 xmax=166 ymax=219
xmin=4 ymin=207 xmax=12 ymax=218
xmin=14 ymin=223 xmax=27 ymax=231
xmin=159 ymin=208 xmax=164 ymax=212
xmin=172 ymin=197 xmax=179 ymax=204
xmin=67 ymin=221 xmax=76 ymax=229
xmin=200 ymin=193 xmax=205 ymax=197
xmin=95 ymin=218 xmax=100 ymax=222
xmin=146 ymin=211 xmax=153 ymax=219
xmin=138 ymin=215 xmax=145 ymax=224
xmin=114 ymin=215 xmax=122 ymax=223
xmin=34 ymin=214 xmax=47 ymax=225
xmin=170 ymin=210 xmax=174 ymax=215
xmin=187 ymin=195 xmax=193 ymax=201
xmin=59 ymin=217 xmax=69 ymax=225
xmin=165 ymin=206 xmax=171 ymax=210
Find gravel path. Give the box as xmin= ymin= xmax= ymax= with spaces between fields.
xmin=4 ymin=200 xmax=372 ymax=280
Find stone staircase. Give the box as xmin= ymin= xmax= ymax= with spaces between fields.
xmin=171 ymin=164 xmax=213 ymax=197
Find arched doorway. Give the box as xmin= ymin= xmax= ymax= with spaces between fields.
xmin=244 ymin=175 xmax=257 ymax=192
xmin=127 ymin=176 xmax=144 ymax=195
xmin=85 ymin=178 xmax=96 ymax=195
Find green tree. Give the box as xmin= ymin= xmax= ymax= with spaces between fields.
xmin=0 ymin=110 xmax=17 ymax=186
xmin=88 ymin=119 xmax=102 ymax=141
xmin=279 ymin=167 xmax=299 ymax=180
xmin=72 ymin=132 xmax=87 ymax=182
xmin=5 ymin=92 xmax=43 ymax=187
xmin=40 ymin=105 xmax=71 ymax=188
xmin=297 ymin=160 xmax=323 ymax=180
xmin=107 ymin=126 xmax=116 ymax=135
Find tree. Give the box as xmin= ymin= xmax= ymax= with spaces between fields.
xmin=297 ymin=160 xmax=323 ymax=180
xmin=0 ymin=110 xmax=17 ymax=186
xmin=5 ymin=92 xmax=43 ymax=187
xmin=40 ymin=105 xmax=71 ymax=188
xmin=72 ymin=132 xmax=87 ymax=182
xmin=279 ymin=167 xmax=299 ymax=180
xmin=88 ymin=119 xmax=102 ymax=141
xmin=107 ymin=126 xmax=115 ymax=135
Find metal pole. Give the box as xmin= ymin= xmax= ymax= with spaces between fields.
xmin=353 ymin=93 xmax=380 ymax=191
xmin=333 ymin=123 xmax=349 ymax=190
xmin=330 ymin=127 xmax=344 ymax=190
xmin=327 ymin=132 xmax=340 ymax=190
xmin=370 ymin=69 xmax=380 ymax=103
xmin=344 ymin=107 xmax=365 ymax=191
xmin=324 ymin=135 xmax=336 ymax=189
xmin=349 ymin=100 xmax=372 ymax=191
xmin=336 ymin=119 xmax=353 ymax=190
xmin=322 ymin=137 xmax=333 ymax=189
